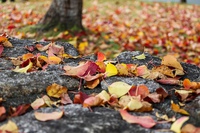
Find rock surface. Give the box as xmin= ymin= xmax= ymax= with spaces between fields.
xmin=0 ymin=38 xmax=200 ymax=133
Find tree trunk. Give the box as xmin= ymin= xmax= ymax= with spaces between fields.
xmin=39 ymin=0 xmax=83 ymax=31
xmin=180 ymin=0 xmax=187 ymax=3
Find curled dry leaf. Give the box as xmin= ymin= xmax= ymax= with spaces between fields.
xmin=108 ymin=81 xmax=131 ymax=98
xmin=161 ymin=54 xmax=183 ymax=71
xmin=46 ymin=83 xmax=67 ymax=98
xmin=0 ymin=120 xmax=18 ymax=133
xmin=34 ymin=111 xmax=64 ymax=121
xmin=119 ymin=109 xmax=156 ymax=128
xmin=175 ymin=90 xmax=194 ymax=101
xmin=64 ymin=61 xmax=101 ymax=81
xmin=85 ymin=78 xmax=100 ymax=89
xmin=13 ymin=60 xmax=33 ymax=73
xmin=170 ymin=116 xmax=189 ymax=133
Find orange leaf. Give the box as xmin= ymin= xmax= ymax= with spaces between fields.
xmin=171 ymin=101 xmax=189 ymax=115
xmin=129 ymin=85 xmax=149 ymax=99
xmin=22 ymin=53 xmax=34 ymax=61
xmin=97 ymin=52 xmax=106 ymax=61
xmin=48 ymin=56 xmax=62 ymax=65
xmin=85 ymin=78 xmax=100 ymax=89
xmin=119 ymin=109 xmax=156 ymax=128
xmin=46 ymin=83 xmax=67 ymax=98
xmin=34 ymin=111 xmax=64 ymax=121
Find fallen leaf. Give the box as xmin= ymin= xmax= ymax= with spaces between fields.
xmin=133 ymin=53 xmax=146 ymax=60
xmin=10 ymin=104 xmax=30 ymax=117
xmin=97 ymin=51 xmax=106 ymax=61
xmin=46 ymin=83 xmax=67 ymax=98
xmin=105 ymin=63 xmax=118 ymax=77
xmin=13 ymin=60 xmax=33 ymax=73
xmin=129 ymin=85 xmax=149 ymax=99
xmin=171 ymin=101 xmax=189 ymax=115
xmin=127 ymin=97 xmax=143 ymax=111
xmin=0 ymin=106 xmax=6 ymax=116
xmin=136 ymin=65 xmax=150 ymax=78
xmin=119 ymin=109 xmax=156 ymax=128
xmin=74 ymin=92 xmax=89 ymax=104
xmin=108 ymin=81 xmax=131 ymax=98
xmin=31 ymin=97 xmax=45 ymax=110
xmin=34 ymin=111 xmax=64 ymax=121
xmin=97 ymin=90 xmax=110 ymax=103
xmin=85 ymin=78 xmax=100 ymax=89
xmin=60 ymin=93 xmax=73 ymax=104
xmin=170 ymin=116 xmax=189 ymax=133
xmin=0 ymin=120 xmax=18 ymax=133
xmin=116 ymin=63 xmax=129 ymax=76
xmin=161 ymin=54 xmax=183 ymax=71
xmin=183 ymin=79 xmax=200 ymax=90
xmin=175 ymin=90 xmax=194 ymax=101
xmin=48 ymin=56 xmax=62 ymax=65
xmin=181 ymin=124 xmax=200 ymax=133
xmin=83 ymin=96 xmax=102 ymax=107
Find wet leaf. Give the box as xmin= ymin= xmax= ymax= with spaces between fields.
xmin=108 ymin=81 xmax=131 ymax=98
xmin=46 ymin=83 xmax=67 ymax=98
xmin=34 ymin=111 xmax=64 ymax=121
xmin=119 ymin=109 xmax=156 ymax=128
xmin=170 ymin=116 xmax=189 ymax=133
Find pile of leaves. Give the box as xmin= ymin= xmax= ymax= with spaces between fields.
xmin=0 ymin=35 xmax=200 ymax=132
xmin=0 ymin=0 xmax=200 ymax=67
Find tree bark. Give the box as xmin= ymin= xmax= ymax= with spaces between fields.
xmin=39 ymin=0 xmax=83 ymax=31
xmin=180 ymin=0 xmax=187 ymax=3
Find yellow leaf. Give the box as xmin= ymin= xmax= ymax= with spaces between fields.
xmin=171 ymin=101 xmax=189 ymax=115
xmin=108 ymin=82 xmax=131 ymax=98
xmin=13 ymin=61 xmax=33 ymax=73
xmin=170 ymin=116 xmax=189 ymax=133
xmin=116 ymin=63 xmax=129 ymax=76
xmin=106 ymin=63 xmax=118 ymax=77
xmin=127 ymin=98 xmax=143 ymax=111
xmin=97 ymin=90 xmax=110 ymax=103
xmin=78 ymin=42 xmax=88 ymax=53
xmin=0 ymin=120 xmax=18 ymax=133
xmin=46 ymin=83 xmax=67 ymax=98
xmin=2 ymin=40 xmax=13 ymax=47
xmin=133 ymin=53 xmax=146 ymax=60
xmin=48 ymin=56 xmax=61 ymax=65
